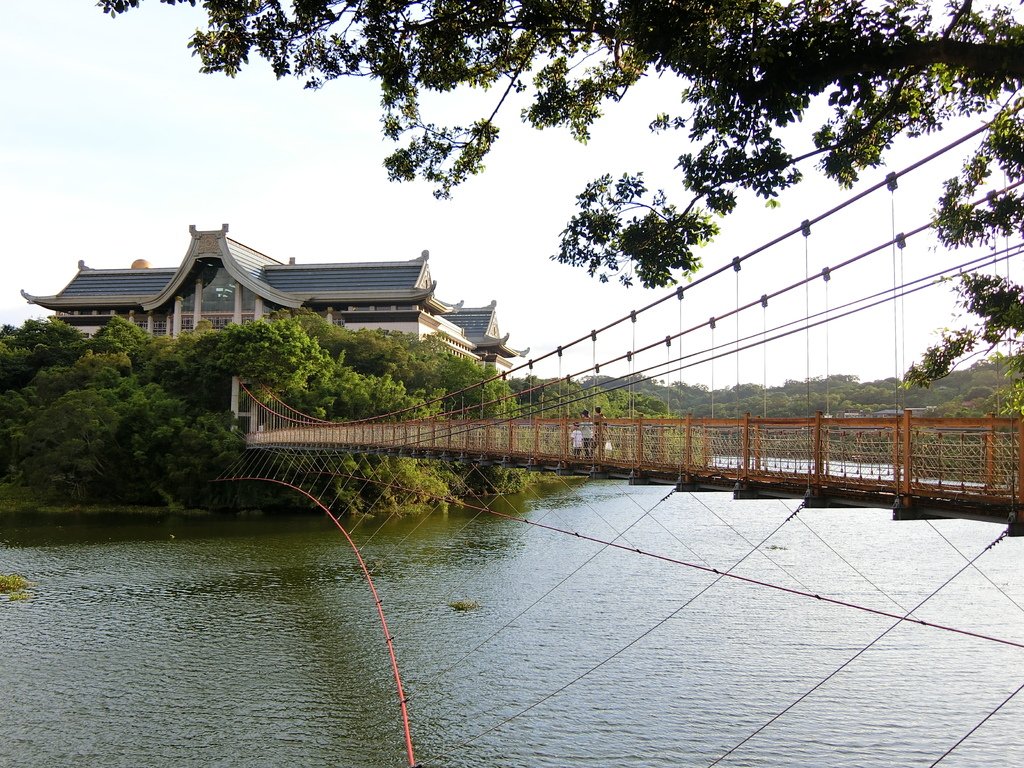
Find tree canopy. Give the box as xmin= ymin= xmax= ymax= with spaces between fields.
xmin=0 ymin=315 xmax=526 ymax=508
xmin=101 ymin=1 xmax=1023 ymax=287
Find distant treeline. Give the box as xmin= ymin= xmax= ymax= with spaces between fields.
xmin=512 ymin=362 xmax=1013 ymax=421
xmin=559 ymin=362 xmax=1014 ymax=420
xmin=0 ymin=314 xmax=1012 ymax=511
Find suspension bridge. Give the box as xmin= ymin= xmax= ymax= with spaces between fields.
xmin=238 ymin=387 xmax=1023 ymax=534
xmin=217 ymin=125 xmax=1024 ymax=768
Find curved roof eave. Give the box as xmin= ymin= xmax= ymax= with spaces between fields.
xmin=474 ymin=332 xmax=528 ymax=358
xmin=290 ymin=285 xmax=438 ymax=305
xmin=141 ymin=227 xmax=301 ymax=311
xmin=21 ymin=289 xmax=152 ymax=310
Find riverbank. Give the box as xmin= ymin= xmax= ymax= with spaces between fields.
xmin=0 ymin=476 xmax=563 ymax=520
xmin=0 ymin=482 xmax=213 ymax=519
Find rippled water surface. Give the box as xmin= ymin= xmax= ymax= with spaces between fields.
xmin=3 ymin=483 xmax=1023 ymax=768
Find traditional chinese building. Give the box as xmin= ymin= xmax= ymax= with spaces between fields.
xmin=21 ymin=224 xmax=527 ymax=370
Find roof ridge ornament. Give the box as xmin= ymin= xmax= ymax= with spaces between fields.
xmin=188 ymin=223 xmax=230 ymax=236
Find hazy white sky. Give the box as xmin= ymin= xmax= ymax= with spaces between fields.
xmin=1 ymin=1 xmax=1011 ymax=391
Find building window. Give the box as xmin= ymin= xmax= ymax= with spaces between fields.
xmin=201 ymin=268 xmax=236 ymax=312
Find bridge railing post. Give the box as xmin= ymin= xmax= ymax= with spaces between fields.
xmin=1016 ymin=417 xmax=1024 ymax=530
xmin=742 ymin=412 xmax=751 ymax=485
xmin=984 ymin=412 xmax=996 ymax=490
xmin=813 ymin=411 xmax=823 ymax=494
xmin=565 ymin=417 xmax=573 ymax=466
xmin=902 ymin=409 xmax=913 ymax=500
xmin=684 ymin=413 xmax=692 ymax=481
xmin=635 ymin=418 xmax=644 ymax=473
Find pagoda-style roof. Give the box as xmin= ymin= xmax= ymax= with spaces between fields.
xmin=262 ymin=252 xmax=452 ymax=312
xmin=444 ymin=300 xmax=529 ymax=358
xmin=21 ymin=267 xmax=177 ymax=309
xmin=21 ymin=224 xmax=525 ymax=366
xmin=140 ymin=225 xmax=300 ymax=310
xmin=22 ymin=225 xmax=446 ymax=313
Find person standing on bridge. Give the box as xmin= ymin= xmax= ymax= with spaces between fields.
xmin=570 ymin=423 xmax=584 ymax=458
xmin=580 ymin=410 xmax=595 ymax=459
xmin=594 ymin=406 xmax=606 ymax=459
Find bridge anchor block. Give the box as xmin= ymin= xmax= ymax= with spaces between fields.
xmin=892 ymin=497 xmax=940 ymax=521
xmin=629 ymin=471 xmax=650 ymax=486
xmin=733 ymin=482 xmax=760 ymax=500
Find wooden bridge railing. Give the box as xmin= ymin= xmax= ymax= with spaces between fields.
xmin=244 ymin=408 xmax=1023 ymax=525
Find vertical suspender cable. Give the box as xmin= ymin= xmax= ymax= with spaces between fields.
xmin=666 ymin=335 xmax=673 ymax=415
xmin=710 ymin=316 xmax=717 ymax=418
xmin=528 ymin=359 xmax=534 ymax=427
xmin=802 ymin=219 xmax=812 ymax=416
xmin=734 ymin=257 xmax=741 ymax=416
xmin=761 ymin=294 xmax=769 ymax=417
xmin=823 ymin=267 xmax=832 ymax=416
xmin=630 ymin=311 xmax=637 ymax=419
xmin=678 ymin=287 xmax=685 ymax=413
xmin=557 ymin=347 xmax=564 ymax=420
xmin=993 ymin=236 xmax=1004 ymax=413
xmin=888 ymin=172 xmax=901 ymax=411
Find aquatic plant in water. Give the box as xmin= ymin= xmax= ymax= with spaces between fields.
xmin=1 ymin=573 xmax=32 ymax=601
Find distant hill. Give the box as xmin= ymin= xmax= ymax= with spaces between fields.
xmin=538 ymin=360 xmax=1017 ymax=418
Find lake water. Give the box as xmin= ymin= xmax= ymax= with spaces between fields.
xmin=2 ymin=481 xmax=1023 ymax=767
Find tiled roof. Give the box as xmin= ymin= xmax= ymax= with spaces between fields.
xmin=58 ymin=269 xmax=175 ymax=298
xmin=444 ymin=306 xmax=497 ymax=341
xmin=226 ymin=238 xmax=283 ymax=282
xmin=264 ymin=263 xmax=426 ymax=293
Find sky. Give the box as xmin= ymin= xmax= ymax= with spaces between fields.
xmin=1 ymin=1 xmax=1014 ymax=393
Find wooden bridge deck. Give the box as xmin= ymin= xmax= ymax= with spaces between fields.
xmin=243 ymin=408 xmax=1024 ymax=533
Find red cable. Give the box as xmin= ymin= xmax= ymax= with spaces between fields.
xmin=229 ymin=475 xmax=418 ymax=767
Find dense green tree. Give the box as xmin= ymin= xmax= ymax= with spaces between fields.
xmin=19 ymin=389 xmax=121 ymax=499
xmin=28 ymin=352 xmax=132 ymax=405
xmin=306 ymin=363 xmax=415 ymax=420
xmin=0 ymin=314 xmax=535 ymax=510
xmin=214 ymin=318 xmax=333 ymax=393
xmin=907 ymin=273 xmax=1024 ymax=413
xmin=0 ymin=340 xmax=32 ymax=392
xmin=89 ymin=315 xmax=153 ymax=364
xmin=101 ymin=1 xmax=1023 ymax=288
xmin=4 ymin=318 xmax=85 ymax=374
